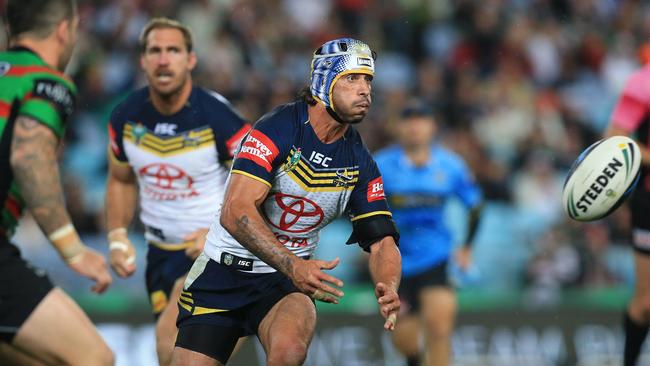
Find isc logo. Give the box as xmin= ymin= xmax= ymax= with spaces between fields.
xmin=309 ymin=151 xmax=332 ymax=167
xmin=154 ymin=123 xmax=177 ymax=135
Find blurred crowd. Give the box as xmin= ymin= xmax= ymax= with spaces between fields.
xmin=2 ymin=0 xmax=648 ymax=303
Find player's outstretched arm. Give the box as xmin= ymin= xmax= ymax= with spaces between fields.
xmin=220 ymin=173 xmax=344 ymax=303
xmin=10 ymin=116 xmax=112 ymax=293
xmin=105 ymin=159 xmax=137 ymax=277
xmin=368 ymin=236 xmax=401 ymax=330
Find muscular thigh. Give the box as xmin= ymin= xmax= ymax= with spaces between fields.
xmin=0 ymin=243 xmax=53 ymax=344
xmin=257 ymin=292 xmax=316 ymax=353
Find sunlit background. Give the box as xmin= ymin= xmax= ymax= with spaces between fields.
xmin=2 ymin=0 xmax=648 ymax=365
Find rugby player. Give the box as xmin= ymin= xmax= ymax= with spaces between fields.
xmin=375 ymin=102 xmax=482 ymax=366
xmin=171 ymin=38 xmax=402 ymax=366
xmin=604 ymin=57 xmax=650 ymax=366
xmin=0 ymin=0 xmax=114 ymax=365
xmin=105 ymin=18 xmax=249 ymax=366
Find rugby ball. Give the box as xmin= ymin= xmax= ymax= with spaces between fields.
xmin=563 ymin=135 xmax=641 ymax=221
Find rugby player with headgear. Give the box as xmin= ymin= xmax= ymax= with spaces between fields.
xmin=172 ymin=38 xmax=402 ymax=366
xmin=0 ymin=0 xmax=114 ymax=365
xmin=104 ymin=17 xmax=249 ymax=366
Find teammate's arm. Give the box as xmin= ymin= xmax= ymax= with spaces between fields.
xmin=367 ymin=235 xmax=401 ymax=330
xmin=105 ymin=158 xmax=137 ymax=277
xmin=220 ymin=173 xmax=343 ymax=303
xmin=10 ymin=116 xmax=111 ymax=293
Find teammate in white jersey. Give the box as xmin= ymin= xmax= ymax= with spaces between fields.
xmin=172 ymin=38 xmax=402 ymax=366
xmin=104 ymin=18 xmax=249 ymax=366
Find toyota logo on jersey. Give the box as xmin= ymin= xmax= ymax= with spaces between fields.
xmin=265 ymin=193 xmax=325 ymax=233
xmin=138 ymin=163 xmax=199 ymax=200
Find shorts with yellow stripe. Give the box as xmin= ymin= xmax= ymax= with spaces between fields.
xmin=145 ymin=241 xmax=194 ymax=316
xmin=176 ymin=253 xmax=300 ymax=336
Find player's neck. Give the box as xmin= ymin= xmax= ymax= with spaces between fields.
xmin=149 ymin=79 xmax=192 ymax=115
xmin=404 ymin=145 xmax=430 ymax=166
xmin=11 ymin=38 xmax=61 ymax=71
xmin=308 ymin=104 xmax=349 ymax=144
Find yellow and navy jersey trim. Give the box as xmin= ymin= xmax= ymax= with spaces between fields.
xmin=123 ymin=123 xmax=215 ymax=156
xmin=351 ymin=210 xmax=392 ymax=221
xmin=284 ymin=148 xmax=360 ymax=192
xmin=179 ymin=290 xmax=228 ymax=315
xmin=231 ymin=169 xmax=273 ymax=187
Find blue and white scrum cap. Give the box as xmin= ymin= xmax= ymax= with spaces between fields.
xmin=310 ymin=38 xmax=376 ymax=110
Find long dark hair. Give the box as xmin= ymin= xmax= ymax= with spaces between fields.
xmin=298 ymin=85 xmax=317 ymax=106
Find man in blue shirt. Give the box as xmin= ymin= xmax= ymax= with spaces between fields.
xmin=375 ymin=102 xmax=482 ymax=366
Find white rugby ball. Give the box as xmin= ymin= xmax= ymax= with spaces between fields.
xmin=563 ymin=135 xmax=641 ymax=221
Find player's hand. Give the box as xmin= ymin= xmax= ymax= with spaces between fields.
xmin=107 ymin=229 xmax=136 ymax=278
xmin=375 ymin=282 xmax=400 ymax=331
xmin=455 ymin=246 xmax=473 ymax=271
xmin=290 ymin=257 xmax=344 ymax=304
xmin=184 ymin=228 xmax=209 ymax=260
xmin=67 ymin=247 xmax=112 ymax=294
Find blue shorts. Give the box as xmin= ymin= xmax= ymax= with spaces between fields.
xmin=176 ymin=253 xmax=301 ymax=336
xmin=145 ymin=243 xmax=194 ymax=315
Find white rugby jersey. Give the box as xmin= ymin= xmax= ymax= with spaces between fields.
xmin=108 ymin=87 xmax=249 ymax=245
xmin=203 ymin=101 xmax=392 ymax=273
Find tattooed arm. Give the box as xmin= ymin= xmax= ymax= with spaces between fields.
xmin=10 ymin=116 xmax=72 ymax=233
xmin=10 ymin=116 xmax=111 ymax=292
xmin=220 ymin=173 xmax=343 ymax=302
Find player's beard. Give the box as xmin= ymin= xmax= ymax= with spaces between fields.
xmin=331 ymin=95 xmax=370 ymax=124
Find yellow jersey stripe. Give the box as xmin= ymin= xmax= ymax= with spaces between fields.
xmin=124 ymin=141 xmax=216 ymax=157
xmin=295 ymin=159 xmax=359 ymax=178
xmin=193 ymin=306 xmax=228 ymax=315
xmin=231 ymin=170 xmax=272 ymax=188
xmin=287 ymin=171 xmax=355 ymax=192
xmin=148 ymin=240 xmax=194 ymax=251
xmin=179 ymin=295 xmax=193 ymax=304
xmin=178 ymin=301 xmax=192 ymax=313
xmin=351 ymin=211 xmax=392 ymax=221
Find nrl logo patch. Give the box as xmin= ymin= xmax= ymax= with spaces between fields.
xmin=132 ymin=123 xmax=147 ymax=145
xmin=283 ymin=148 xmax=302 ymax=172
xmin=223 ymin=253 xmax=233 ymax=266
xmin=0 ymin=62 xmax=10 ymax=76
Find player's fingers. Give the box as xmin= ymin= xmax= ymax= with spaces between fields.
xmin=310 ymin=289 xmax=339 ymax=304
xmin=375 ymin=282 xmax=387 ymax=296
xmin=384 ymin=313 xmax=397 ymax=331
xmin=92 ymin=268 xmax=112 ymax=294
xmin=316 ymin=271 xmax=343 ymax=288
xmin=319 ymin=257 xmax=340 ymax=270
xmin=316 ymin=281 xmax=344 ymax=299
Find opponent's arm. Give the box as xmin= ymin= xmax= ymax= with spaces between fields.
xmin=220 ymin=173 xmax=343 ymax=302
xmin=456 ymin=202 xmax=483 ymax=269
xmin=10 ymin=116 xmax=111 ymax=292
xmin=368 ymin=236 xmax=401 ymax=330
xmin=105 ymin=158 xmax=137 ymax=277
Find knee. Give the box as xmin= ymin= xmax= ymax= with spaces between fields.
xmin=423 ymin=314 xmax=455 ymax=340
xmin=267 ymin=340 xmax=309 ymax=366
xmin=155 ymin=322 xmax=177 ymax=365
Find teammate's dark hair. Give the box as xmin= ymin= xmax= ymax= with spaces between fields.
xmin=6 ymin=0 xmax=76 ymax=40
xmin=139 ymin=17 xmax=194 ymax=53
xmin=298 ymin=85 xmax=317 ymax=106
